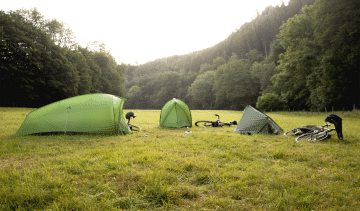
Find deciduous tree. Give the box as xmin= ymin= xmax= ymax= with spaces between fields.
xmin=187 ymin=71 xmax=216 ymax=109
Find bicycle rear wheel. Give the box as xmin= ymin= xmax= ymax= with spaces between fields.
xmin=311 ymin=131 xmax=329 ymax=142
xmin=195 ymin=121 xmax=213 ymax=127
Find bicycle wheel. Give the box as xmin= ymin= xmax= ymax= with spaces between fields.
xmin=312 ymin=131 xmax=329 ymax=142
xmin=195 ymin=121 xmax=213 ymax=126
xmin=129 ymin=124 xmax=141 ymax=131
xmin=295 ymin=133 xmax=316 ymax=142
xmin=284 ymin=129 xmax=297 ymax=136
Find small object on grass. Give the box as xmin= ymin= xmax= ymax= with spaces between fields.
xmin=185 ymin=131 xmax=192 ymax=134
xmin=143 ymin=134 xmax=148 ymax=137
xmin=202 ymin=126 xmax=207 ymax=129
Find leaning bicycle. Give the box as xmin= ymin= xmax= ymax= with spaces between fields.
xmin=195 ymin=114 xmax=237 ymax=128
xmin=125 ymin=111 xmax=141 ymax=132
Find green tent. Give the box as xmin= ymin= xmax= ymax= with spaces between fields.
xmin=159 ymin=98 xmax=192 ymax=128
xmin=15 ymin=93 xmax=131 ymax=136
xmin=233 ymin=105 xmax=283 ymax=135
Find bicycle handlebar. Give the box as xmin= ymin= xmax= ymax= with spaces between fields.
xmin=321 ymin=122 xmax=331 ymax=128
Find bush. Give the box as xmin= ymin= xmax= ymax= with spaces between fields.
xmin=256 ymin=93 xmax=288 ymax=111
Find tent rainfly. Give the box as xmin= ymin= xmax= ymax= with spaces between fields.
xmin=233 ymin=105 xmax=283 ymax=135
xmin=15 ymin=93 xmax=131 ymax=136
xmin=159 ymin=98 xmax=192 ymax=128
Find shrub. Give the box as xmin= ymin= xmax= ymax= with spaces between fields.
xmin=256 ymin=93 xmax=287 ymax=111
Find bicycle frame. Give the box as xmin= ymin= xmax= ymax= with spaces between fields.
xmin=195 ymin=114 xmax=237 ymax=127
xmin=127 ymin=116 xmax=141 ymax=131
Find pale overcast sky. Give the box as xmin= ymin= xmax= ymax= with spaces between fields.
xmin=1 ymin=0 xmax=289 ymax=65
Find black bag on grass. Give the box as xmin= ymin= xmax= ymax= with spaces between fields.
xmin=325 ymin=114 xmax=343 ymax=140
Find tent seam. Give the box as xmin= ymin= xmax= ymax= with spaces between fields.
xmin=160 ymin=101 xmax=173 ymax=126
xmin=176 ymin=102 xmax=191 ymax=127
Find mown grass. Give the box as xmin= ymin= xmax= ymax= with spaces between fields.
xmin=0 ymin=107 xmax=360 ymax=210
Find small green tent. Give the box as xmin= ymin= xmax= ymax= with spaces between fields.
xmin=233 ymin=105 xmax=283 ymax=135
xmin=159 ymin=98 xmax=192 ymax=128
xmin=15 ymin=93 xmax=131 ymax=136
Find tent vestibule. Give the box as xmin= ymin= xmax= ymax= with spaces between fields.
xmin=234 ymin=105 xmax=283 ymax=135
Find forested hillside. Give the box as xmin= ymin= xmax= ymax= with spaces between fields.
xmin=1 ymin=0 xmax=359 ymax=111
xmin=125 ymin=0 xmax=359 ymax=111
xmin=124 ymin=0 xmax=318 ymax=110
xmin=0 ymin=9 xmax=127 ymax=107
xmin=267 ymin=0 xmax=360 ymax=110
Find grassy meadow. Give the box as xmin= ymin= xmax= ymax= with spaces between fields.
xmin=1 ymin=107 xmax=360 ymax=210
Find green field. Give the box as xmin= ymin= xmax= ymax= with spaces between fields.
xmin=1 ymin=108 xmax=360 ymax=210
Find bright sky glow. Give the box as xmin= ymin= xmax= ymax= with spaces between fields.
xmin=1 ymin=0 xmax=289 ymax=65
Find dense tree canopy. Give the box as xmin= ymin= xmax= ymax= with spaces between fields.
xmin=213 ymin=54 xmax=261 ymax=110
xmin=1 ymin=10 xmax=77 ymax=107
xmin=271 ymin=0 xmax=360 ymax=110
xmin=187 ymin=71 xmax=216 ymax=109
xmin=0 ymin=9 xmax=127 ymax=107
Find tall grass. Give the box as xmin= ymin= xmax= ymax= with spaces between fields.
xmin=0 ymin=108 xmax=359 ymax=210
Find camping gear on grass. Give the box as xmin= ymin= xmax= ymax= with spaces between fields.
xmin=233 ymin=105 xmax=283 ymax=135
xmin=159 ymin=98 xmax=192 ymax=128
xmin=325 ymin=114 xmax=343 ymax=140
xmin=15 ymin=93 xmax=131 ymax=136
xmin=126 ymin=111 xmax=141 ymax=131
xmin=284 ymin=125 xmax=323 ymax=136
xmin=284 ymin=114 xmax=343 ymax=142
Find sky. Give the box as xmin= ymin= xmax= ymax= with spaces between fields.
xmin=1 ymin=0 xmax=289 ymax=65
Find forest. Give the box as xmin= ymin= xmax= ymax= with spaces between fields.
xmin=0 ymin=9 xmax=127 ymax=107
xmin=1 ymin=0 xmax=359 ymax=111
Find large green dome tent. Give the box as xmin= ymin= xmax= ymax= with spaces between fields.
xmin=233 ymin=105 xmax=283 ymax=135
xmin=159 ymin=98 xmax=192 ymax=128
xmin=15 ymin=93 xmax=131 ymax=136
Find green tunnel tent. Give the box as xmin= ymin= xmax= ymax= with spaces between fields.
xmin=15 ymin=93 xmax=131 ymax=136
xmin=233 ymin=105 xmax=283 ymax=135
xmin=159 ymin=98 xmax=192 ymax=128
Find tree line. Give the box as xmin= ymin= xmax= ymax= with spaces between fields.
xmin=0 ymin=9 xmax=127 ymax=108
xmin=124 ymin=0 xmax=319 ymax=110
xmin=125 ymin=0 xmax=359 ymax=111
xmin=2 ymin=0 xmax=358 ymax=111
xmin=265 ymin=0 xmax=360 ymax=111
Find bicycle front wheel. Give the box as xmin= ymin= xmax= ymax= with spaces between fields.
xmin=295 ymin=133 xmax=316 ymax=142
xmin=129 ymin=124 xmax=141 ymax=131
xmin=195 ymin=121 xmax=213 ymax=126
xmin=284 ymin=129 xmax=297 ymax=136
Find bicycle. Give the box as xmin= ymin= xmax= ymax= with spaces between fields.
xmin=284 ymin=114 xmax=343 ymax=143
xmin=295 ymin=123 xmax=335 ymax=142
xmin=125 ymin=111 xmax=141 ymax=132
xmin=195 ymin=114 xmax=237 ymax=128
xmin=284 ymin=125 xmax=323 ymax=137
